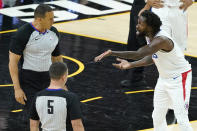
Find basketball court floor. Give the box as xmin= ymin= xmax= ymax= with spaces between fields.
xmin=0 ymin=0 xmax=197 ymax=131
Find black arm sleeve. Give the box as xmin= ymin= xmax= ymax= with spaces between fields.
xmin=30 ymin=96 xmax=40 ymax=120
xmin=52 ymin=43 xmax=61 ymax=56
xmin=9 ymin=23 xmax=33 ymax=55
xmin=68 ymin=93 xmax=82 ymax=120
xmin=50 ymin=26 xmax=61 ymax=56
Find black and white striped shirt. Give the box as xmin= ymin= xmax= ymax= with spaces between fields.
xmin=10 ymin=23 xmax=60 ymax=72
xmin=30 ymin=88 xmax=82 ymax=131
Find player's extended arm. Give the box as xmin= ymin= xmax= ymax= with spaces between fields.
xmin=71 ymin=119 xmax=85 ymax=131
xmin=51 ymin=55 xmax=63 ymax=63
xmin=112 ymin=55 xmax=154 ymax=70
xmin=30 ymin=119 xmax=39 ymax=131
xmin=94 ymin=37 xmax=165 ymax=62
xmin=9 ymin=51 xmax=27 ymax=105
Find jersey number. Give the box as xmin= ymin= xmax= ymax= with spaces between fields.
xmin=48 ymin=100 xmax=54 ymax=114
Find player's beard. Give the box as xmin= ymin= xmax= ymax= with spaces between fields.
xmin=136 ymin=29 xmax=146 ymax=37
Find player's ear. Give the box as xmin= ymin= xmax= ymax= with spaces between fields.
xmin=62 ymin=72 xmax=68 ymax=81
xmin=61 ymin=75 xmax=65 ymax=81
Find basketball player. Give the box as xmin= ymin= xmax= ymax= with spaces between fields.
xmin=139 ymin=0 xmax=193 ymax=51
xmin=94 ymin=11 xmax=193 ymax=131
xmin=30 ymin=62 xmax=85 ymax=131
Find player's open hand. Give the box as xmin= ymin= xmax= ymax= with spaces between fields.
xmin=180 ymin=0 xmax=193 ymax=11
xmin=147 ymin=0 xmax=164 ymax=9
xmin=14 ymin=87 xmax=27 ymax=105
xmin=112 ymin=58 xmax=132 ymax=70
xmin=94 ymin=50 xmax=112 ymax=62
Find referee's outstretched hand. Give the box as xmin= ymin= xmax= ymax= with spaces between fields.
xmin=14 ymin=88 xmax=27 ymax=105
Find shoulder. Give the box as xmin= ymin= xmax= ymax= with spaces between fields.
xmin=17 ymin=23 xmax=34 ymax=34
xmin=155 ymin=30 xmax=171 ymax=42
xmin=154 ymin=35 xmax=172 ymax=45
xmin=50 ymin=26 xmax=59 ymax=37
xmin=153 ymin=35 xmax=173 ymax=51
xmin=14 ymin=23 xmax=34 ymax=40
xmin=154 ymin=35 xmax=168 ymax=41
xmin=64 ymin=91 xmax=78 ymax=98
xmin=50 ymin=26 xmax=58 ymax=32
xmin=63 ymin=91 xmax=80 ymax=103
xmin=35 ymin=89 xmax=45 ymax=96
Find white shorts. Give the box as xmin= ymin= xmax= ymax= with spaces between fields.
xmin=152 ymin=6 xmax=188 ymax=51
xmin=154 ymin=70 xmax=192 ymax=113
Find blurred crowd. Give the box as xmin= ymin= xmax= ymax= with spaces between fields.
xmin=0 ymin=0 xmax=54 ymax=8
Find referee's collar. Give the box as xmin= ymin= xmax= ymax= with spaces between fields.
xmin=30 ymin=23 xmax=47 ymax=35
xmin=46 ymin=88 xmax=63 ymax=91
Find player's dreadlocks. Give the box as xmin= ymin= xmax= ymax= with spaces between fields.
xmin=141 ymin=10 xmax=162 ymax=36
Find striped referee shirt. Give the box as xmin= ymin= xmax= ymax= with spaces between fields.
xmin=10 ymin=23 xmax=60 ymax=72
xmin=30 ymin=88 xmax=82 ymax=131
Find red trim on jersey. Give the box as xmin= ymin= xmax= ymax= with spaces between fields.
xmin=181 ymin=69 xmax=192 ymax=101
xmin=0 ymin=0 xmax=2 ymax=9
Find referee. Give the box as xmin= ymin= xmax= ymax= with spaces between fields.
xmin=8 ymin=4 xmax=63 ymax=124
xmin=30 ymin=62 xmax=85 ymax=131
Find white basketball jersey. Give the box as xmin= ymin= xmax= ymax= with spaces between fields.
xmin=146 ymin=30 xmax=191 ymax=78
xmin=164 ymin=0 xmax=181 ymax=6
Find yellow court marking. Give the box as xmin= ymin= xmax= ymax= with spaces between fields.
xmin=80 ymin=97 xmax=103 ymax=103
xmin=0 ymin=56 xmax=84 ymax=87
xmin=125 ymin=90 xmax=154 ymax=94
xmin=185 ymin=53 xmax=197 ymax=58
xmin=0 ymin=29 xmax=17 ymax=34
xmin=138 ymin=128 xmax=154 ymax=131
xmin=192 ymin=87 xmax=197 ymax=89
xmin=0 ymin=84 xmax=14 ymax=87
xmin=61 ymin=55 xmax=85 ymax=77
xmin=11 ymin=109 xmax=23 ymax=113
